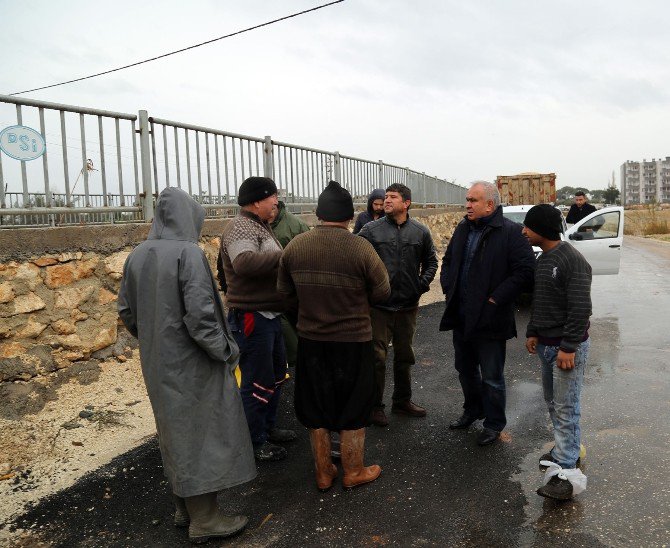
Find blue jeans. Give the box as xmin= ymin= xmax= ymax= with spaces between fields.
xmin=228 ymin=310 xmax=287 ymax=448
xmin=452 ymin=328 xmax=507 ymax=432
xmin=537 ymin=339 xmax=590 ymax=468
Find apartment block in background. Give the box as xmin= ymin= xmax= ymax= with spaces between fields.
xmin=620 ymin=157 xmax=670 ymax=205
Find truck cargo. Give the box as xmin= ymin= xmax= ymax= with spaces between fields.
xmin=496 ymin=172 xmax=556 ymax=205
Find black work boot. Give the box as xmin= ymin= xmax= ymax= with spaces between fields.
xmin=254 ymin=441 xmax=287 ymax=462
xmin=537 ymin=476 xmax=573 ymax=501
xmin=267 ymin=427 xmax=297 ymax=443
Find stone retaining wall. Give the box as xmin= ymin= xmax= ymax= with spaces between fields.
xmin=0 ymin=208 xmax=463 ymax=384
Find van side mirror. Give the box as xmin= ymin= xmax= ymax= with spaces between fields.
xmin=569 ymin=233 xmax=583 ymax=241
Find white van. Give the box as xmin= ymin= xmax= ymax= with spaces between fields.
xmin=502 ymin=205 xmax=624 ymax=275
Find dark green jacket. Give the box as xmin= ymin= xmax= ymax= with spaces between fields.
xmin=271 ymin=201 xmax=310 ymax=248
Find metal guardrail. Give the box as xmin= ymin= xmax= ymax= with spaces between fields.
xmin=0 ymin=94 xmax=467 ymax=228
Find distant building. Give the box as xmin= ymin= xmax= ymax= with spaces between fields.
xmin=620 ymin=157 xmax=670 ymax=205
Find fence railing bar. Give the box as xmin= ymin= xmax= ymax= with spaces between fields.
xmin=195 ymin=131 xmax=203 ymax=198
xmin=149 ymin=117 xmax=263 ymax=142
xmin=149 ymin=119 xmax=159 ymax=195
xmin=247 ymin=140 xmax=252 ymax=177
xmin=162 ymin=124 xmax=170 ymax=187
xmin=78 ymin=113 xmax=90 ymax=206
xmin=38 ymin=107 xmax=52 ymax=221
xmin=115 ymin=119 xmax=125 ymax=205
xmin=254 ymin=141 xmax=260 ymax=176
xmin=131 ymin=120 xmax=140 ymax=199
xmin=214 ymin=134 xmax=221 ymax=199
xmin=231 ymin=138 xmax=238 ymax=191
xmin=173 ymin=126 xmax=181 ymax=189
xmin=97 ymin=116 xmax=108 ymax=208
xmin=223 ymin=136 xmax=230 ymax=201
xmin=15 ymin=105 xmax=29 ymax=208
xmin=271 ymin=140 xmax=332 ymax=155
xmin=289 ymin=147 xmax=295 ymax=203
xmin=205 ymin=133 xmax=213 ymax=199
xmin=0 ymin=145 xmax=5 ymax=209
xmin=0 ymin=94 xmax=136 ymax=120
xmin=238 ymin=139 xmax=245 ymax=181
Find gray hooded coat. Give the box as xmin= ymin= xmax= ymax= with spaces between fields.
xmin=118 ymin=187 xmax=256 ymax=497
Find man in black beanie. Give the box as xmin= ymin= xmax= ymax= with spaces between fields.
xmin=523 ymin=204 xmax=592 ymax=501
xmin=219 ymin=176 xmax=297 ymax=462
xmin=278 ymin=181 xmax=390 ymax=491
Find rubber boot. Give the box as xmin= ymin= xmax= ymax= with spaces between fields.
xmin=173 ymin=494 xmax=189 ymax=527
xmin=309 ymin=428 xmax=338 ymax=492
xmin=184 ymin=492 xmax=248 ymax=544
xmin=340 ymin=428 xmax=381 ymax=489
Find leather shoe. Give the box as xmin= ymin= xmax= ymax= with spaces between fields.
xmin=449 ymin=412 xmax=484 ymax=429
xmin=370 ymin=408 xmax=389 ymax=427
xmin=267 ymin=427 xmax=297 ymax=443
xmin=477 ymin=428 xmax=500 ymax=446
xmin=391 ymin=400 xmax=426 ymax=417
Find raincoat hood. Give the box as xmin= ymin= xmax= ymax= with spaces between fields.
xmin=148 ymin=187 xmax=205 ymax=242
xmin=367 ymin=188 xmax=386 ymax=215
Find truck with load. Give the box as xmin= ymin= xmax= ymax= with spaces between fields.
xmin=496 ymin=172 xmax=556 ymax=206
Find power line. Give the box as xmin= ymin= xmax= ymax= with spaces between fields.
xmin=9 ymin=0 xmax=345 ymax=97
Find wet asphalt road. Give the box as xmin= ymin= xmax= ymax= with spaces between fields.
xmin=7 ymin=237 xmax=670 ymax=547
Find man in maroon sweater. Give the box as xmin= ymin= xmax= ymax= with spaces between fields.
xmin=278 ymin=181 xmax=390 ymax=491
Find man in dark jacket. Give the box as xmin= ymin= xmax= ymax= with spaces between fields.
xmin=440 ymin=181 xmax=535 ymax=446
xmin=353 ymin=188 xmax=385 ymax=234
xmin=118 ymin=187 xmax=255 ymax=543
xmin=359 ymin=183 xmax=438 ymax=426
xmin=565 ymin=191 xmax=596 ymax=224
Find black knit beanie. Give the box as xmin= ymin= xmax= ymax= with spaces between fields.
xmin=316 ymin=181 xmax=354 ymax=221
xmin=523 ymin=204 xmax=563 ymax=241
xmin=238 ymin=176 xmax=277 ymax=206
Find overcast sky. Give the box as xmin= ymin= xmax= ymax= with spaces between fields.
xmin=1 ymin=0 xmax=669 ymax=191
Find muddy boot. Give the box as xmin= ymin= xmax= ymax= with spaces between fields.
xmin=184 ymin=492 xmax=248 ymax=544
xmin=340 ymin=428 xmax=381 ymax=489
xmin=309 ymin=428 xmax=338 ymax=492
xmin=173 ymin=494 xmax=189 ymax=528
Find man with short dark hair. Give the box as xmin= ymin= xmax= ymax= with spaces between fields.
xmin=353 ymin=188 xmax=385 ymax=234
xmin=523 ymin=204 xmax=592 ymax=501
xmin=440 ymin=181 xmax=535 ymax=446
xmin=566 ymin=191 xmax=596 ymax=224
xmin=219 ymin=176 xmax=296 ymax=462
xmin=359 ymin=183 xmax=438 ymax=427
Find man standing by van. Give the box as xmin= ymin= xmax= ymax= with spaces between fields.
xmin=566 ymin=191 xmax=596 ymax=224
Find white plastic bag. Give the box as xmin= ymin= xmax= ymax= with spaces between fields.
xmin=540 ymin=461 xmax=587 ymax=495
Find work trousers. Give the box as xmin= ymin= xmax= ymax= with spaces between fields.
xmin=370 ymin=307 xmax=418 ymax=408
xmin=228 ymin=310 xmax=287 ymax=448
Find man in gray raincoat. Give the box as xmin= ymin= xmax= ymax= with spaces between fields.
xmin=118 ymin=187 xmax=256 ymax=544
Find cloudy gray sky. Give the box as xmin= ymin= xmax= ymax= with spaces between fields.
xmin=1 ymin=0 xmax=669 ymax=191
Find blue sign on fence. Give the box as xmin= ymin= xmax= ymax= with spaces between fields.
xmin=0 ymin=125 xmax=46 ymax=161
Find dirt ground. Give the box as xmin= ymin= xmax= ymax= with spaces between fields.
xmin=0 ymin=354 xmax=155 ymax=540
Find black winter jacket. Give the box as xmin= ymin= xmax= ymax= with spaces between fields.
xmin=359 ymin=214 xmax=438 ymax=311
xmin=439 ymin=206 xmax=535 ymax=341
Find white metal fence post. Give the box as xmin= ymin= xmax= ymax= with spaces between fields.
xmin=263 ymin=136 xmax=274 ymax=179
xmin=422 ymin=172 xmax=427 ymax=208
xmin=378 ymin=160 xmax=384 ymax=188
xmin=334 ymin=151 xmax=341 ymax=183
xmin=138 ymin=110 xmax=154 ymax=222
